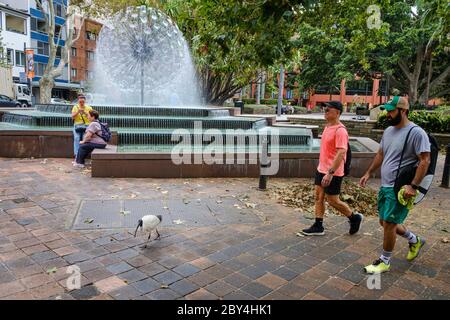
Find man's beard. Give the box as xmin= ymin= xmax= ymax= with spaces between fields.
xmin=387 ymin=110 xmax=402 ymax=126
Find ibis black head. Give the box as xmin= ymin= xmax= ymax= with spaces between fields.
xmin=157 ymin=215 xmax=162 ymax=222
xmin=134 ymin=219 xmax=143 ymax=237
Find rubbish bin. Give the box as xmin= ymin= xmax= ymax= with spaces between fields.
xmin=234 ymin=100 xmax=244 ymax=113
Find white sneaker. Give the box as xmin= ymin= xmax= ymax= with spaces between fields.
xmin=73 ymin=163 xmax=85 ymax=169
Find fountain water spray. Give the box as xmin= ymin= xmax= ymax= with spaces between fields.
xmin=93 ymin=6 xmax=201 ymax=106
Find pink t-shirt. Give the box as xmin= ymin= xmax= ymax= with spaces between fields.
xmin=317 ymin=124 xmax=348 ymax=177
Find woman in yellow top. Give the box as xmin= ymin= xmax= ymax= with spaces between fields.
xmin=71 ymin=93 xmax=93 ymax=161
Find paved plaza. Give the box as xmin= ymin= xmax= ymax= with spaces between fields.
xmin=0 ymin=155 xmax=449 ymax=300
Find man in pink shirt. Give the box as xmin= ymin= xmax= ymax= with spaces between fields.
xmin=301 ymin=101 xmax=363 ymax=236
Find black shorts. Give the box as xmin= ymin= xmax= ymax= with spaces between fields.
xmin=314 ymin=170 xmax=344 ymax=195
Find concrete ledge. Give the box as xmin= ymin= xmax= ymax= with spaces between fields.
xmin=91 ymin=137 xmax=379 ymax=178
xmin=0 ymin=130 xmax=118 ymax=158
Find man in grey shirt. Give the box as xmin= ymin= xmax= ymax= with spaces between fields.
xmin=360 ymin=96 xmax=430 ymax=274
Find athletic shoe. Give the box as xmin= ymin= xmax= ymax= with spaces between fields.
xmin=73 ymin=163 xmax=85 ymax=169
xmin=364 ymin=258 xmax=390 ymax=274
xmin=349 ymin=212 xmax=363 ymax=235
xmin=301 ymin=222 xmax=325 ymax=236
xmin=407 ymin=236 xmax=425 ymax=261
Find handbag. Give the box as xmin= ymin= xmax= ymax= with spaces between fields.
xmin=74 ymin=106 xmax=88 ymax=134
xmin=393 ymin=126 xmax=418 ymax=199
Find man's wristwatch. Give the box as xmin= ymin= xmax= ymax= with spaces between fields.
xmin=328 ymin=168 xmax=335 ymax=175
xmin=411 ymin=184 xmax=419 ymax=190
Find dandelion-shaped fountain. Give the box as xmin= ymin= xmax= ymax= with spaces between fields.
xmin=94 ymin=6 xmax=200 ymax=106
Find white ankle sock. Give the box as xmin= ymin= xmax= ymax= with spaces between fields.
xmin=403 ymin=230 xmax=418 ymax=244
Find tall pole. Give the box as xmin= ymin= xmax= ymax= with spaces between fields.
xmin=277 ymin=64 xmax=284 ymax=116
xmin=140 ymin=63 xmax=144 ymax=106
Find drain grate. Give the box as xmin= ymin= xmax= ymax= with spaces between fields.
xmin=72 ymin=199 xmax=260 ymax=230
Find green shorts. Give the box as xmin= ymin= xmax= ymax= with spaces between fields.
xmin=378 ymin=187 xmax=410 ymax=224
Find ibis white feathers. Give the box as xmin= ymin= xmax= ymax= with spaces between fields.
xmin=134 ymin=214 xmax=162 ymax=248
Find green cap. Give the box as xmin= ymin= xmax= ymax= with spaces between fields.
xmin=380 ymin=96 xmax=409 ymax=111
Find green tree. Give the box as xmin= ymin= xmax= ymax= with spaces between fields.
xmin=291 ymin=0 xmax=449 ymax=106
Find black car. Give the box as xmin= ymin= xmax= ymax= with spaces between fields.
xmin=0 ymin=95 xmax=21 ymax=108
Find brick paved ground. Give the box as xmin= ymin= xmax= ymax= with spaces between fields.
xmin=0 ymin=155 xmax=449 ymax=300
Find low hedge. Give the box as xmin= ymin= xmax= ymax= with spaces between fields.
xmin=293 ymin=106 xmax=308 ymax=114
xmin=376 ymin=110 xmax=450 ymax=133
xmin=240 ymin=98 xmax=288 ymax=105
xmin=243 ymin=104 xmax=274 ymax=114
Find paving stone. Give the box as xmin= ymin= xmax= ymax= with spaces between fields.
xmin=63 ymin=252 xmax=93 ymax=264
xmin=30 ymin=251 xmax=59 ymax=263
xmin=106 ymin=262 xmax=134 ymax=275
xmin=84 ymin=268 xmax=114 ymax=283
xmin=327 ymin=251 xmax=362 ymax=267
xmin=169 ymin=279 xmax=199 ymax=296
xmin=0 ymin=280 xmax=26 ymax=298
xmin=125 ymin=255 xmax=152 ymax=268
xmin=146 ymin=289 xmax=181 ymax=300
xmin=410 ymin=264 xmax=438 ymax=278
xmin=185 ymin=288 xmax=219 ymax=300
xmin=222 ymin=272 xmax=253 ymax=288
xmin=118 ymin=269 xmax=147 ymax=284
xmin=277 ymin=283 xmax=309 ymax=299
xmin=110 ymin=286 xmax=142 ymax=300
xmin=314 ymin=283 xmax=347 ymax=299
xmin=187 ymin=271 xmax=218 ymax=287
xmin=94 ymin=276 xmax=127 ymax=293
xmin=21 ymin=273 xmax=53 ymax=289
xmin=256 ymin=273 xmax=288 ymax=290
xmin=190 ymin=257 xmax=216 ymax=270
xmin=204 ymin=280 xmax=236 ymax=297
xmin=138 ymin=263 xmax=167 ymax=277
xmin=337 ymin=264 xmax=367 ymax=284
xmin=53 ymin=246 xmax=80 ymax=257
xmin=240 ymin=281 xmax=272 ymax=298
xmin=153 ymin=270 xmax=183 ymax=285
xmin=173 ymin=263 xmax=201 ymax=277
xmin=132 ymin=278 xmax=161 ymax=294
xmin=222 ymin=290 xmax=255 ymax=300
xmin=271 ymin=267 xmax=299 ymax=281
xmin=0 ymin=270 xmax=16 ymax=284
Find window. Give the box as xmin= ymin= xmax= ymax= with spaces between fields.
xmin=86 ymin=31 xmax=96 ymax=41
xmin=71 ymin=68 xmax=77 ymax=78
xmin=55 ymin=4 xmax=63 ymax=17
xmin=5 ymin=14 xmax=26 ymax=35
xmin=87 ymin=51 xmax=95 ymax=60
xmin=86 ymin=70 xmax=94 ymax=80
xmin=6 ymin=48 xmax=14 ymax=65
xmin=15 ymin=51 xmax=25 ymax=67
xmin=34 ymin=62 xmax=45 ymax=76
xmin=71 ymin=47 xmax=77 ymax=57
xmin=56 ymin=46 xmax=62 ymax=59
xmin=37 ymin=41 xmax=49 ymax=56
xmin=31 ymin=18 xmax=47 ymax=33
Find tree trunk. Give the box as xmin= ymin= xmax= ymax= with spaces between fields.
xmin=39 ymin=76 xmax=54 ymax=103
xmin=277 ymin=64 xmax=284 ymax=116
xmin=260 ymin=71 xmax=266 ymax=100
xmin=420 ymin=55 xmax=433 ymax=105
xmin=256 ymin=70 xmax=261 ymax=105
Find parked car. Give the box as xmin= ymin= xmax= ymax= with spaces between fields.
xmin=50 ymin=98 xmax=70 ymax=104
xmin=0 ymin=94 xmax=21 ymax=108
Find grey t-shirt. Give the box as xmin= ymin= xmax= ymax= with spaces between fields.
xmin=86 ymin=121 xmax=107 ymax=145
xmin=380 ymin=122 xmax=430 ymax=187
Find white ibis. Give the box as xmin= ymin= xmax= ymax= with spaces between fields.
xmin=134 ymin=215 xmax=162 ymax=248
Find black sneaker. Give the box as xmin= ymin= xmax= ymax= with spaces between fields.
xmin=349 ymin=212 xmax=363 ymax=235
xmin=301 ymin=222 xmax=325 ymax=236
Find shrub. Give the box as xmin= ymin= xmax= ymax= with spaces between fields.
xmin=241 ymin=98 xmax=256 ymax=104
xmin=242 ymin=104 xmax=274 ymax=114
xmin=293 ymin=106 xmax=308 ymax=114
xmin=376 ymin=110 xmax=450 ymax=133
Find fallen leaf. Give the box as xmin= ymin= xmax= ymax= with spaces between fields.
xmin=84 ymin=218 xmax=94 ymax=224
xmin=161 ymin=191 xmax=168 ymax=194
xmin=442 ymin=229 xmax=449 ymax=233
xmin=130 ymin=194 xmax=137 ymax=198
xmin=163 ymin=206 xmax=169 ymax=210
xmin=173 ymin=219 xmax=185 ymax=225
xmin=46 ymin=267 xmax=57 ymax=274
xmin=442 ymin=238 xmax=449 ymax=243
xmin=216 ymin=200 xmax=223 ymax=204
xmin=120 ymin=210 xmax=130 ymax=216
xmin=160 ymin=284 xmax=169 ymax=289
xmin=182 ymin=198 xmax=190 ymax=204
xmin=245 ymin=202 xmax=257 ymax=209
xmin=111 ymin=195 xmax=118 ymax=199
xmin=295 ymin=232 xmax=305 ymax=237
